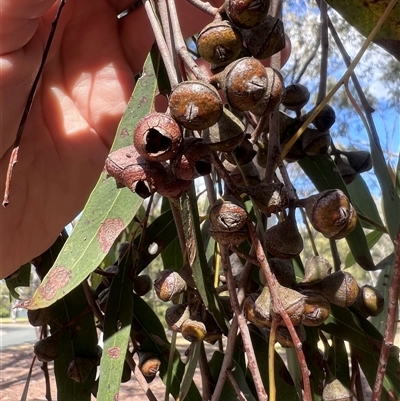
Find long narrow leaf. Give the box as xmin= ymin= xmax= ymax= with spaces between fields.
xmin=97 ymin=253 xmax=134 ymax=401
xmin=24 ymin=50 xmax=165 ymax=309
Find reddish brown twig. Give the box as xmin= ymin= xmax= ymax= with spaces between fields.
xmin=2 ymin=0 xmax=67 ymax=207
xmin=371 ymin=229 xmax=400 ymax=401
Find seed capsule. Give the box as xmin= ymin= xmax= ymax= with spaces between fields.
xmin=353 ymin=284 xmax=384 ymax=317
xmin=302 ymin=256 xmax=332 ymax=284
xmin=154 ymin=269 xmax=187 ymax=302
xmin=181 ymin=314 xmax=207 ymax=342
xmin=197 ymin=20 xmax=243 ymax=66
xmin=241 ymin=16 xmax=285 ymax=60
xmin=282 ymin=83 xmax=310 ymax=112
xmin=169 ymin=81 xmax=223 ymax=130
xmin=249 ymin=67 xmax=285 ymax=116
xmin=214 ymin=57 xmax=268 ymax=111
xmin=133 ymin=274 xmax=152 ymax=296
xmin=302 ymin=189 xmax=357 ymax=239
xmin=209 ymin=196 xmax=248 ymax=232
xmin=275 ymin=324 xmax=306 ymax=348
xmin=259 ymin=258 xmax=296 ymax=289
xmin=302 ymin=128 xmax=331 ymax=156
xmin=138 ymin=352 xmax=161 ymax=382
xmin=312 ymin=105 xmax=336 ymax=132
xmin=322 ymin=376 xmax=353 ymax=401
xmin=133 ymin=112 xmax=183 ymax=162
xmin=34 ymin=332 xmax=61 ymax=362
xmin=165 ymin=303 xmax=191 ymax=332
xmin=300 ymin=289 xmax=331 ymax=326
xmin=264 ymin=210 xmax=304 ymax=259
xmin=67 ymin=357 xmax=97 ymax=383
xmin=225 ymin=0 xmax=270 ymax=29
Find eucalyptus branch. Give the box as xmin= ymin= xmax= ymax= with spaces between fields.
xmin=199 ymin=342 xmax=213 ymax=401
xmin=371 ymin=229 xmax=400 ymax=401
xmin=211 ymin=317 xmax=239 ymax=401
xmin=221 ymin=245 xmax=268 ymax=401
xmin=246 ymin=221 xmax=312 ymax=401
xmin=185 ymin=0 xmax=219 ymax=16
xmin=281 ymin=0 xmax=397 ymax=159
xmin=268 ymin=319 xmax=278 ymax=401
xmin=166 ymin=0 xmax=210 ymax=81
xmin=329 ymin=239 xmax=341 ymax=271
xmin=226 ymin=370 xmax=247 ymax=401
xmin=157 ymin=0 xmax=178 ymax=69
xmin=2 ymin=0 xmax=67 ymax=207
xmin=294 ymin=33 xmax=321 ymax=84
xmin=143 ymin=0 xmax=179 ymax=86
xmin=298 ymin=203 xmax=319 ymax=256
xmin=316 ymin=0 xmax=328 ymax=104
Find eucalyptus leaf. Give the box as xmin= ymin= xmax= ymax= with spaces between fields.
xmin=5 ymin=263 xmax=31 ymax=299
xmin=324 ymin=0 xmax=400 ymax=59
xmin=23 ymin=49 xmax=166 ymax=309
xmin=97 ymin=251 xmax=134 ymax=401
xmin=344 ymin=229 xmax=383 ymax=268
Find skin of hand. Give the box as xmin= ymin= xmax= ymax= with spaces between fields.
xmin=0 ymin=0 xmax=290 ymax=279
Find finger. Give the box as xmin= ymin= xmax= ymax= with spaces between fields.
xmin=0 ymin=0 xmax=58 ymax=53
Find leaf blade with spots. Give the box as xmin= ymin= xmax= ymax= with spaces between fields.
xmin=24 ymin=51 xmax=163 ymax=309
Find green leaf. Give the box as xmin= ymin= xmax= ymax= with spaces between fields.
xmin=209 ymin=351 xmax=257 ymax=401
xmin=370 ymin=253 xmax=396 ymax=334
xmin=298 ymin=154 xmax=376 ymax=270
xmin=97 ymin=253 xmax=134 ymax=401
xmin=24 ymin=50 xmax=166 ymax=309
xmin=346 ymin=175 xmax=385 ymax=231
xmin=135 ymin=208 xmax=178 ymax=274
xmin=396 ymin=152 xmax=400 ymax=197
xmin=344 ymin=229 xmax=383 ymax=268
xmin=5 ymin=263 xmax=31 ymax=299
xmin=178 ymin=342 xmax=201 ymax=401
xmin=321 ymin=305 xmax=400 ymax=400
xmin=324 ymin=0 xmax=400 ymax=59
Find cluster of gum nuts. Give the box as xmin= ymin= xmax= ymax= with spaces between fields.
xmin=100 ymin=0 xmax=380 ymax=397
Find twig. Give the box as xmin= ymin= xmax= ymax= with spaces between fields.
xmin=143 ymin=0 xmax=179 ymax=86
xmin=210 ymin=144 xmax=311 ymax=400
xmin=226 ymin=370 xmax=248 ymax=401
xmin=294 ymin=33 xmax=321 ymax=84
xmin=247 ymin=221 xmax=312 ymax=401
xmin=329 ymin=239 xmax=341 ymax=272
xmin=371 ymin=229 xmax=400 ymax=401
xmin=268 ymin=319 xmax=278 ymax=401
xmin=185 ymin=0 xmax=219 ymax=16
xmin=316 ymin=0 xmax=328 ymax=105
xmin=221 ymin=245 xmax=268 ymax=401
xmin=281 ymin=0 xmax=398 ymax=159
xmin=199 ymin=341 xmax=213 ymax=401
xmin=166 ymin=0 xmax=210 ymax=81
xmin=2 ymin=0 xmax=67 ymax=207
xmin=211 ymin=317 xmax=239 ymax=401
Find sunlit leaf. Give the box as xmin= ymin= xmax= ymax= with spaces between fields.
xmin=370 ymin=253 xmax=396 ymax=335
xmin=23 ymin=50 xmax=166 ymax=309
xmin=97 ymin=252 xmax=134 ymax=401
xmin=325 ymin=0 xmax=400 ymax=59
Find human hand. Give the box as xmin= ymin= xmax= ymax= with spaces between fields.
xmin=0 ymin=0 xmax=219 ymax=278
